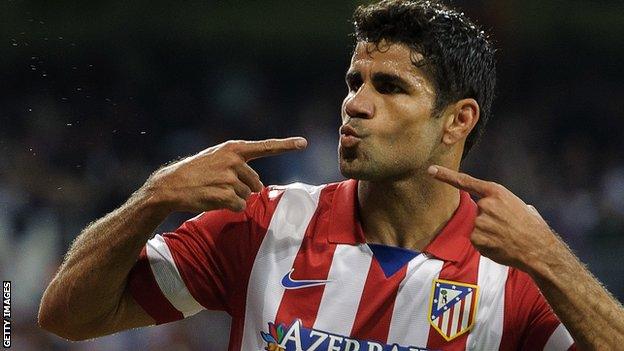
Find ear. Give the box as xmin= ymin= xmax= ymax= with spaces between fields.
xmin=441 ymin=98 xmax=480 ymax=146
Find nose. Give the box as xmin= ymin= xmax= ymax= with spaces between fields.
xmin=343 ymin=87 xmax=374 ymax=120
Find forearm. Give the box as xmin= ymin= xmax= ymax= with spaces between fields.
xmin=38 ymin=138 xmax=300 ymax=339
xmin=528 ymin=233 xmax=624 ymax=350
xmin=39 ymin=186 xmax=167 ymax=335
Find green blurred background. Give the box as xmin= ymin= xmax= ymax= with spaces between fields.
xmin=1 ymin=1 xmax=623 ymax=350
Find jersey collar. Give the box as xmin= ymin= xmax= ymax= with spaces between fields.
xmin=327 ymin=179 xmax=477 ymax=263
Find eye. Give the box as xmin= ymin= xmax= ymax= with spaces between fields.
xmin=377 ymin=83 xmax=405 ymax=95
xmin=346 ymin=76 xmax=363 ymax=92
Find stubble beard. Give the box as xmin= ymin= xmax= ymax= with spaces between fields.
xmin=339 ymin=147 xmax=406 ymax=181
xmin=339 ymin=143 xmax=434 ymax=183
xmin=339 ymin=146 xmax=375 ymax=180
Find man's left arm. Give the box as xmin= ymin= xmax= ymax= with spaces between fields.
xmin=429 ymin=165 xmax=624 ymax=350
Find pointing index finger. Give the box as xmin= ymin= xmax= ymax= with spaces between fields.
xmin=238 ymin=137 xmax=308 ymax=161
xmin=428 ymin=165 xmax=492 ymax=197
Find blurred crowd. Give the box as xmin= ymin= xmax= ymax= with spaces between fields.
xmin=1 ymin=0 xmax=623 ymax=350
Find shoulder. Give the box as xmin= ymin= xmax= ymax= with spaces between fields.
xmin=258 ymin=181 xmax=340 ymax=225
xmin=504 ymin=267 xmax=541 ymax=300
xmin=475 ymin=261 xmax=539 ymax=305
xmin=184 ymin=180 xmax=342 ymax=231
xmin=266 ymin=181 xmax=328 ymax=201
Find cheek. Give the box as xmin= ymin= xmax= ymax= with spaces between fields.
xmin=382 ymin=112 xmax=441 ymax=155
xmin=385 ymin=109 xmax=429 ymax=141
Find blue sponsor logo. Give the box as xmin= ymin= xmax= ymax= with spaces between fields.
xmin=261 ymin=319 xmax=433 ymax=351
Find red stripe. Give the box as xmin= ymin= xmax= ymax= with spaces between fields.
xmin=456 ymin=297 xmax=466 ymax=334
xmin=446 ymin=305 xmax=455 ymax=336
xmin=350 ymin=259 xmax=407 ymax=344
xmin=426 ymin=252 xmax=480 ymax=350
xmin=133 ymin=187 xmax=282 ymax=348
xmin=438 ymin=313 xmax=443 ymax=329
xmin=273 ymin=186 xmax=337 ymax=329
xmin=227 ymin=188 xmax=283 ymax=349
xmin=499 ymin=268 xmax=573 ymax=351
xmin=273 ymin=238 xmax=337 ymax=328
xmin=128 ymin=247 xmax=183 ymax=324
xmin=227 ymin=317 xmax=245 ymax=351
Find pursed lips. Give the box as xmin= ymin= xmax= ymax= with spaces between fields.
xmin=339 ymin=125 xmax=363 ymax=148
xmin=340 ymin=124 xmax=364 ymax=148
xmin=339 ymin=124 xmax=361 ymax=138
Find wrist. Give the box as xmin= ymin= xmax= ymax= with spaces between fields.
xmin=525 ymin=257 xmax=555 ymax=282
xmin=134 ymin=183 xmax=172 ymax=221
xmin=524 ymin=230 xmax=571 ymax=281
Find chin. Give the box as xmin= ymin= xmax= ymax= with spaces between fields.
xmin=339 ymin=158 xmax=365 ymax=180
xmin=338 ymin=158 xmax=378 ymax=181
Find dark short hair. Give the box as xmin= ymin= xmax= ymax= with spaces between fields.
xmin=352 ymin=0 xmax=496 ymax=159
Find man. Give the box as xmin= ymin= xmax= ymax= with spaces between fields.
xmin=39 ymin=0 xmax=623 ymax=350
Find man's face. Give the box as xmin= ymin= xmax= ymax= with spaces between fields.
xmin=339 ymin=41 xmax=444 ymax=181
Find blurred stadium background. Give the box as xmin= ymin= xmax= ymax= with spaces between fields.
xmin=1 ymin=0 xmax=623 ymax=350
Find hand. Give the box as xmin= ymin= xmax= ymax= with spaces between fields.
xmin=142 ymin=137 xmax=307 ymax=214
xmin=428 ymin=165 xmax=559 ymax=272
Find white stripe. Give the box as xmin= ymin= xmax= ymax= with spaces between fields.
xmin=441 ymin=308 xmax=451 ymax=336
xmin=544 ymin=323 xmax=574 ymax=351
xmin=450 ymin=298 xmax=461 ymax=336
xmin=313 ymin=244 xmax=373 ymax=334
xmin=461 ymin=291 xmax=473 ymax=330
xmin=146 ymin=234 xmax=204 ymax=317
xmin=241 ymin=183 xmax=324 ymax=350
xmin=466 ymin=256 xmax=509 ymax=351
xmin=387 ymin=256 xmax=444 ymax=346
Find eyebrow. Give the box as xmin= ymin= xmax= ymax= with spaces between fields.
xmin=372 ymin=72 xmax=412 ymax=89
xmin=345 ymin=70 xmax=414 ymax=90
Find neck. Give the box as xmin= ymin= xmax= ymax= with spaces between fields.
xmin=357 ymin=168 xmax=460 ymax=251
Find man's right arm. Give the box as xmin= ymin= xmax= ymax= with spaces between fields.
xmin=38 ymin=137 xmax=307 ymax=341
xmin=38 ymin=190 xmax=165 ymax=340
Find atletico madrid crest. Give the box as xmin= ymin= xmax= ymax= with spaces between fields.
xmin=428 ymin=279 xmax=479 ymax=341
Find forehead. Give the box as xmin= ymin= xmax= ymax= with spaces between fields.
xmin=349 ymin=41 xmax=423 ymax=76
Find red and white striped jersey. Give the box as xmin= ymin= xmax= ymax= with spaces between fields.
xmin=128 ymin=180 xmax=576 ymax=350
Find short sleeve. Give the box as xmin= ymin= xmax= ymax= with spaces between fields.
xmin=127 ymin=187 xmax=283 ymax=324
xmin=501 ymin=268 xmax=576 ymax=351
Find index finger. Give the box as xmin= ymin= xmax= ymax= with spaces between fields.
xmin=238 ymin=137 xmax=308 ymax=161
xmin=427 ymin=165 xmax=492 ymax=197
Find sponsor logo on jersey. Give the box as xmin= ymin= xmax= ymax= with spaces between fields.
xmin=260 ymin=319 xmax=431 ymax=351
xmin=280 ymin=269 xmax=333 ymax=290
xmin=428 ymin=279 xmax=479 ymax=341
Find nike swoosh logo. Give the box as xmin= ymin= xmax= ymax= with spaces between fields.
xmin=280 ymin=269 xmax=332 ymax=289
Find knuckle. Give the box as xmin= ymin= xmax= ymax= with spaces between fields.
xmin=222 ymin=140 xmax=242 ymax=153
xmin=242 ymin=188 xmax=252 ymax=199
xmin=260 ymin=140 xmax=273 ymax=152
xmin=208 ymin=190 xmax=227 ymax=207
xmin=222 ymin=171 xmax=238 ymax=185
xmin=247 ymin=166 xmax=260 ymax=178
xmin=221 ymin=140 xmax=235 ymax=150
xmin=229 ymin=198 xmax=246 ymax=212
xmin=477 ymin=197 xmax=493 ymax=209
xmin=474 ymin=216 xmax=486 ymax=228
xmin=457 ymin=174 xmax=470 ymax=187
xmin=470 ymin=231 xmax=488 ymax=248
xmin=237 ymin=200 xmax=247 ymax=211
xmin=219 ymin=152 xmax=242 ymax=168
xmin=470 ymin=233 xmax=482 ymax=247
xmin=222 ymin=188 xmax=238 ymax=202
xmin=488 ymin=182 xmax=504 ymax=194
xmin=228 ymin=152 xmax=244 ymax=165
